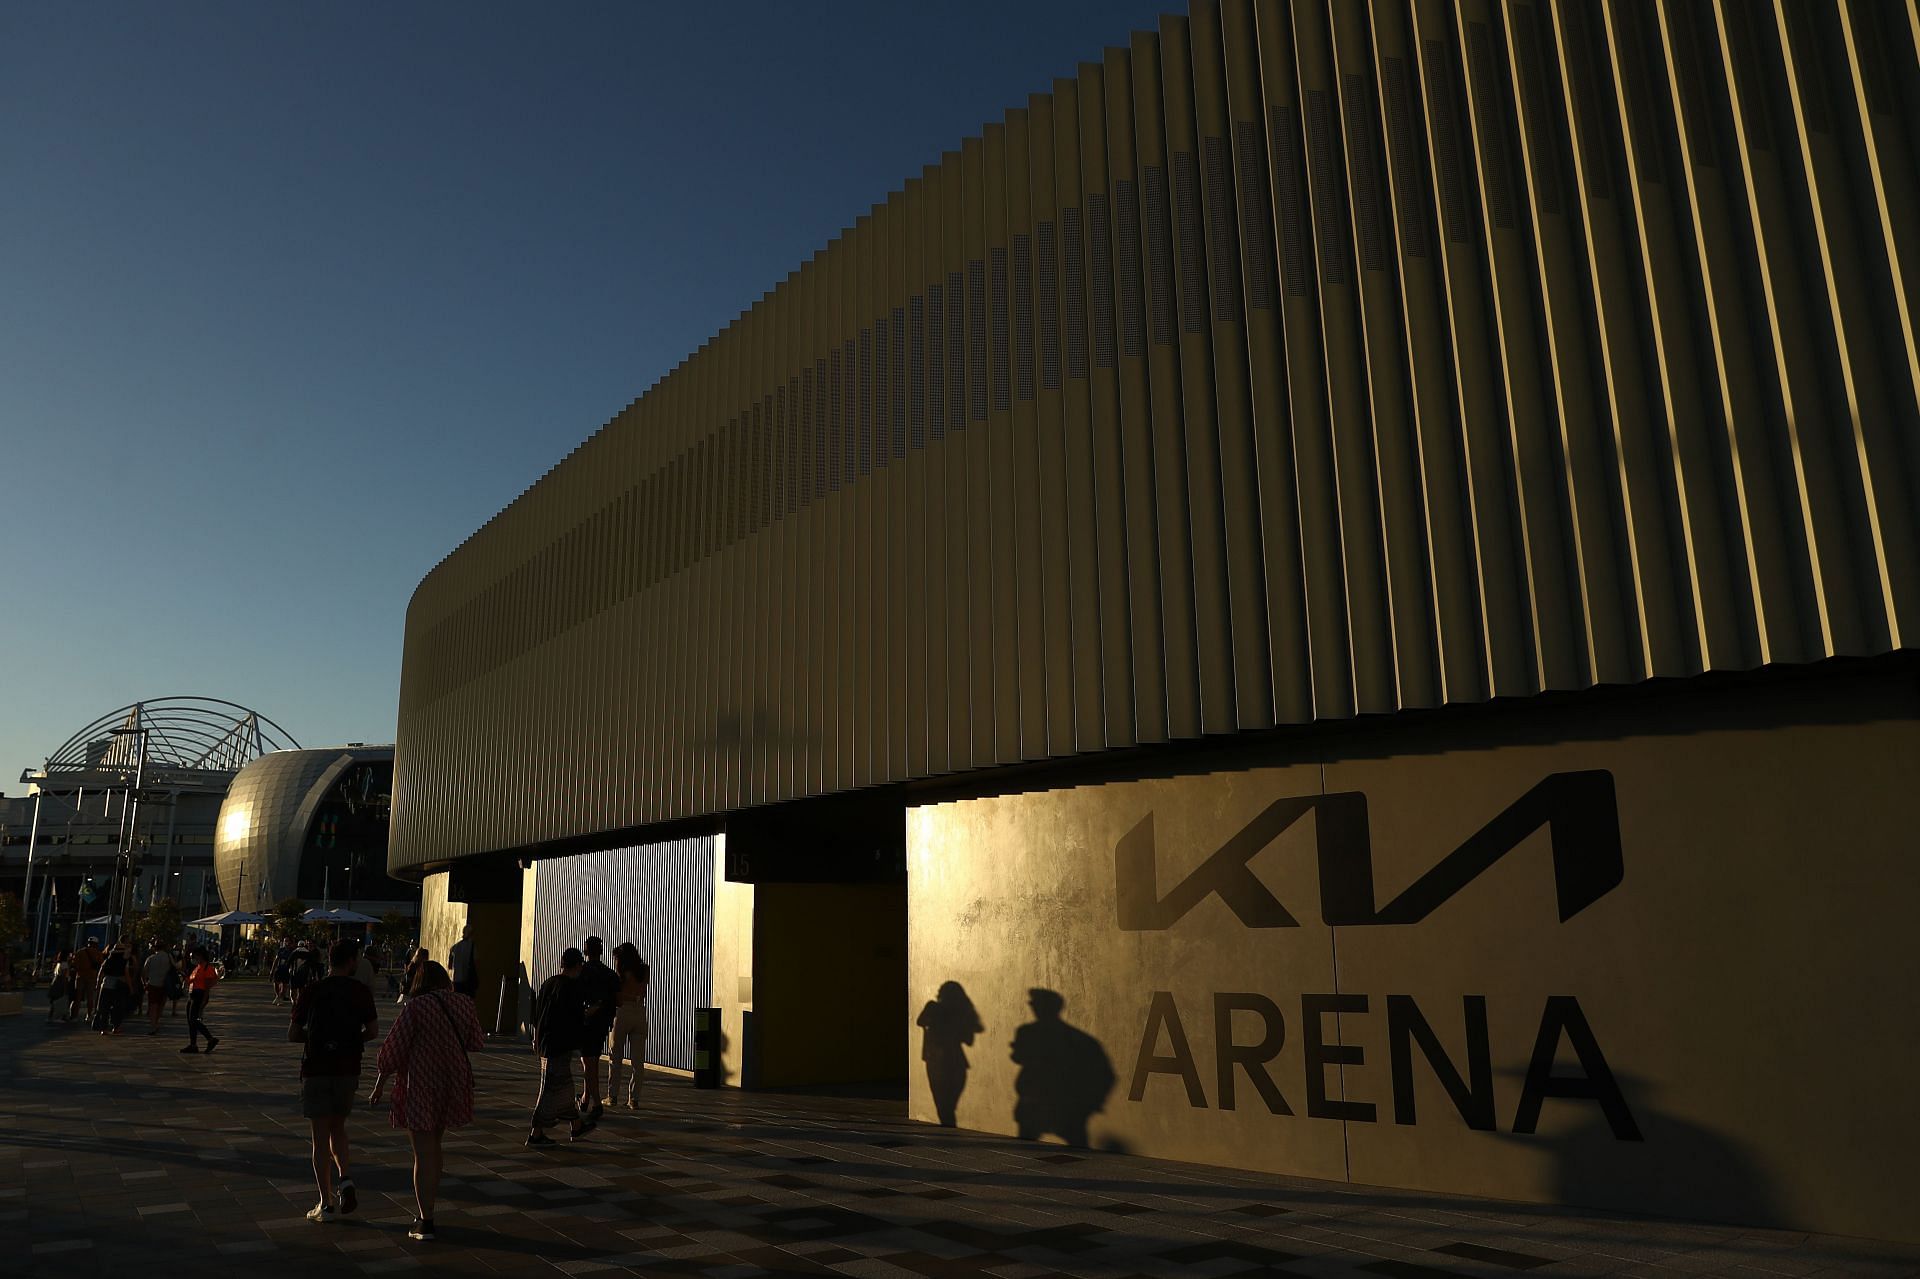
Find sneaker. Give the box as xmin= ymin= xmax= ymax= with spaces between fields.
xmin=406 ymin=1217 xmax=435 ymax=1241
xmin=179 ymin=1044 xmax=200 ymax=1054
xmin=204 ymin=1037 xmax=219 ymax=1054
xmin=305 ymin=1201 xmax=335 ymax=1223
xmin=524 ymin=1131 xmax=556 ymax=1147
xmin=336 ymin=1179 xmax=357 ymax=1214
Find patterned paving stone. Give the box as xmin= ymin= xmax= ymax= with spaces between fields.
xmin=2 ymin=984 xmax=1918 ymax=1279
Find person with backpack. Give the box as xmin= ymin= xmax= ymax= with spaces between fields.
xmin=290 ymin=937 xmax=378 ymax=1223
xmin=95 ymin=940 xmax=135 ymax=1034
xmin=288 ymin=941 xmax=320 ymax=1005
xmin=528 ymin=948 xmax=592 ymax=1147
xmin=370 ymin=960 xmax=483 ymax=1243
xmin=69 ymin=938 xmax=102 ymax=1024
xmin=575 ymin=936 xmax=619 ymax=1122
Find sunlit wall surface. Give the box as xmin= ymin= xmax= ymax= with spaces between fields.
xmin=393 ymin=0 xmax=1919 ymax=876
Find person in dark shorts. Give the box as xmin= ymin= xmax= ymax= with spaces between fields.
xmin=528 ymin=948 xmax=590 ymax=1147
xmin=290 ymin=937 xmax=379 ymax=1223
xmin=288 ymin=942 xmax=320 ymax=1004
xmin=576 ymin=936 xmax=619 ymax=1122
xmin=96 ymin=941 xmax=134 ymax=1034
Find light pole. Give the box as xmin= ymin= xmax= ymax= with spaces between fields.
xmin=106 ymin=726 xmax=149 ymax=946
xmin=19 ymin=786 xmax=44 ymax=959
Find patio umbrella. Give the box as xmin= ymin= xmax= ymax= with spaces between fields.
xmin=189 ymin=910 xmax=268 ymax=927
xmin=303 ymin=907 xmax=378 ymax=925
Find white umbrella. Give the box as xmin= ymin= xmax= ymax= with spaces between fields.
xmin=189 ymin=910 xmax=268 ymax=927
xmin=303 ymin=907 xmax=378 ymax=925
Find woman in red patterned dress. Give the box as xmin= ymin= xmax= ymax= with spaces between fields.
xmin=369 ymin=960 xmax=483 ymax=1242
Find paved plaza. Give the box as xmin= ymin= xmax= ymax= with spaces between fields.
xmin=0 ymin=982 xmax=1912 ymax=1279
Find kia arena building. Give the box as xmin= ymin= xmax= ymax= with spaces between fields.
xmin=392 ymin=0 xmax=1920 ymax=1243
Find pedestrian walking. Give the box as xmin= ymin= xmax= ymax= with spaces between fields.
xmin=606 ymin=943 xmax=650 ymax=1109
xmin=527 ymin=948 xmax=591 ymax=1147
xmin=70 ymin=938 xmax=102 ymax=1023
xmin=370 ymin=961 xmax=482 ymax=1243
xmin=399 ymin=946 xmax=427 ymax=1005
xmin=272 ymin=946 xmax=293 ymax=1005
xmin=45 ymin=949 xmax=71 ymax=1024
xmin=448 ymin=925 xmax=478 ymax=999
xmin=141 ymin=940 xmax=176 ymax=1035
xmin=353 ymin=942 xmax=377 ymax=994
xmin=96 ymin=940 xmax=135 ymax=1034
xmin=576 ymin=936 xmax=618 ymax=1121
xmin=292 ymin=938 xmax=379 ymax=1223
xmin=167 ymin=944 xmax=186 ymax=1017
xmin=181 ymin=947 xmax=221 ymax=1053
xmin=288 ymin=941 xmax=319 ymax=1005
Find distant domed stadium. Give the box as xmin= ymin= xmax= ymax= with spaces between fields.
xmin=214 ymin=744 xmax=412 ymax=917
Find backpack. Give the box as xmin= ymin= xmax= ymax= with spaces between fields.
xmin=302 ymin=979 xmax=365 ymax=1057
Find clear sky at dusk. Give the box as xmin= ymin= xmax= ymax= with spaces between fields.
xmin=0 ymin=2 xmax=1177 ymax=783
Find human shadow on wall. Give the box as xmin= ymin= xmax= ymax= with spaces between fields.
xmin=1010 ymin=988 xmax=1116 ymax=1148
xmin=916 ymin=981 xmax=983 ymax=1127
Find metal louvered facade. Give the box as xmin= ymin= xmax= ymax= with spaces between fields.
xmin=392 ymin=0 xmax=1919 ymax=877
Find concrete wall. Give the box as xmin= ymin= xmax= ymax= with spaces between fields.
xmin=907 ymin=691 xmax=1920 ymax=1242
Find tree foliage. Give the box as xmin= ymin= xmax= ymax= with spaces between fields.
xmin=131 ymin=897 xmax=184 ymax=948
xmin=0 ymin=891 xmax=25 ymax=952
xmin=270 ymin=897 xmax=309 ymax=945
xmin=375 ymin=911 xmax=413 ymax=951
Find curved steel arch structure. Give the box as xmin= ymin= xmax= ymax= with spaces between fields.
xmin=40 ymin=697 xmax=301 ymax=776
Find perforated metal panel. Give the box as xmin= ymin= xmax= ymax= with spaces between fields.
xmin=528 ymin=837 xmax=713 ymax=1073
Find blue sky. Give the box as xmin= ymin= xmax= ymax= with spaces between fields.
xmin=0 ymin=2 xmax=1176 ymax=783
